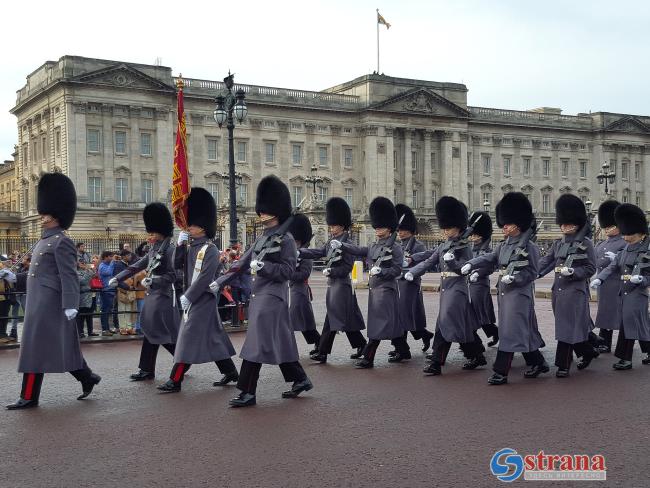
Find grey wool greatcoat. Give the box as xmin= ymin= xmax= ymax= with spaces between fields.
xmin=289 ymin=258 xmax=317 ymax=332
xmin=538 ymin=236 xmax=597 ymax=344
xmin=469 ymin=240 xmax=497 ymax=327
xmin=173 ymin=237 xmax=236 ymax=364
xmin=218 ymin=226 xmax=299 ymax=364
xmin=594 ymin=235 xmax=626 ymax=331
xmin=468 ymin=237 xmax=545 ymax=353
xmin=398 ymin=237 xmax=428 ymax=333
xmin=597 ymin=239 xmax=650 ymax=341
xmin=410 ymin=238 xmax=478 ymax=343
xmin=114 ymin=239 xmax=181 ymax=344
xmin=18 ymin=227 xmax=85 ymax=373
xmin=341 ymin=238 xmax=403 ymax=340
xmin=299 ymin=232 xmax=365 ymax=332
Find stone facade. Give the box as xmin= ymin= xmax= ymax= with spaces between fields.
xmin=11 ymin=56 xmax=650 ymax=245
xmin=0 ymin=152 xmax=21 ymax=236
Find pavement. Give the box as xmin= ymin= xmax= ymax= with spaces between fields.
xmin=1 ymin=277 xmax=648 ymax=487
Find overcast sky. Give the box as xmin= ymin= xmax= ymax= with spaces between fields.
xmin=2 ymin=0 xmax=649 ymax=159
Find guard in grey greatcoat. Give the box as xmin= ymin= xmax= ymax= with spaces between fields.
xmin=538 ymin=194 xmax=598 ymax=378
xmin=157 ymin=188 xmax=238 ymax=393
xmin=288 ymin=214 xmax=320 ymax=353
xmin=463 ymin=192 xmax=548 ymax=385
xmin=300 ymin=197 xmax=366 ymax=363
xmin=593 ymin=200 xmax=626 ymax=353
xmin=392 ymin=204 xmax=434 ymax=356
xmin=406 ymin=196 xmax=486 ymax=376
xmin=7 ymin=173 xmax=101 ymax=410
xmin=214 ymin=176 xmax=312 ymax=408
xmin=110 ymin=203 xmax=181 ymax=381
xmin=591 ymin=203 xmax=650 ymax=369
xmin=467 ymin=211 xmax=499 ymax=347
xmin=333 ymin=197 xmax=409 ymax=368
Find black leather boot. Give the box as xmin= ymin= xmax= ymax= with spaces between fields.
xmin=355 ymin=358 xmax=374 ymax=369
xmin=213 ymin=372 xmax=239 ymax=386
xmin=613 ymin=360 xmax=632 ymax=370
xmin=462 ymin=354 xmax=487 ymax=370
xmin=423 ymin=361 xmax=442 ymax=375
xmin=157 ymin=379 xmax=181 ymax=393
xmin=281 ymin=378 xmax=313 ymax=398
xmin=487 ymin=330 xmax=499 ymax=347
xmin=388 ymin=351 xmax=412 ymax=363
xmin=487 ymin=373 xmax=508 ymax=385
xmin=350 ymin=346 xmax=365 ymax=359
xmin=6 ymin=398 xmax=39 ymax=410
xmin=130 ymin=370 xmax=155 ymax=381
xmin=555 ymin=368 xmax=570 ymax=378
xmin=229 ymin=392 xmax=256 ymax=407
xmin=78 ymin=373 xmax=101 ymax=400
xmin=523 ymin=362 xmax=550 ymax=378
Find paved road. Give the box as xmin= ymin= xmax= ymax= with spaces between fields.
xmin=1 ymin=288 xmax=648 ymax=487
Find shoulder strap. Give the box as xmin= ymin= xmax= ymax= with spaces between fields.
xmin=190 ymin=244 xmax=210 ymax=286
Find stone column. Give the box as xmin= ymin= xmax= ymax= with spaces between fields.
xmin=403 ymin=129 xmax=413 ymax=205
xmin=384 ymin=126 xmax=395 ymax=200
xmin=70 ymin=102 xmax=88 ymax=198
xmin=129 ymin=108 xmax=142 ymax=202
xmin=101 ymin=104 xmax=115 ymax=202
xmin=459 ymin=131 xmax=469 ymax=205
xmin=439 ymin=130 xmax=454 ymax=198
xmin=362 ymin=125 xmax=379 ymax=201
xmin=423 ymin=130 xmax=432 ymax=210
xmin=643 ymin=145 xmax=650 ymax=210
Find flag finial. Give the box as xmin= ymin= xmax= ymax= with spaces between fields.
xmin=176 ymin=75 xmax=184 ymax=89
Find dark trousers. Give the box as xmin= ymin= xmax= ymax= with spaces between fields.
xmin=20 ymin=361 xmax=94 ymax=402
xmin=76 ymin=307 xmax=94 ymax=335
xmin=614 ymin=325 xmax=650 ymax=361
xmin=430 ymin=329 xmax=484 ymax=365
xmin=138 ymin=337 xmax=175 ymax=374
xmin=301 ymin=329 xmax=321 ymax=345
xmin=318 ymin=317 xmax=366 ymax=355
xmin=99 ymin=292 xmax=114 ymax=331
xmin=554 ymin=340 xmax=597 ymax=369
xmin=493 ymin=349 xmax=545 ymax=376
xmin=363 ymin=335 xmax=409 ymax=361
xmin=169 ymin=358 xmax=237 ymax=383
xmin=481 ymin=323 xmax=499 ymax=338
xmin=410 ymin=328 xmax=434 ymax=341
xmin=0 ymin=300 xmax=10 ymax=336
xmin=598 ymin=328 xmax=614 ymax=348
xmin=236 ymin=359 xmax=307 ymax=395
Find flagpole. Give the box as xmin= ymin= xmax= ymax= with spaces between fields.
xmin=376 ymin=9 xmax=380 ymax=73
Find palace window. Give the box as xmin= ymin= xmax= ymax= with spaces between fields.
xmin=292 ymin=144 xmax=302 ymax=166
xmin=265 ymin=142 xmax=275 ymax=163
xmin=579 ymin=160 xmax=587 ymax=178
xmin=542 ymin=193 xmax=551 ymax=213
xmin=115 ymin=131 xmax=127 ymax=155
xmin=621 ymin=161 xmax=629 ymax=180
xmin=292 ymin=186 xmax=303 ymax=208
xmin=141 ymin=178 xmax=153 ymax=203
xmin=140 ymin=133 xmax=152 ymax=156
xmin=318 ymin=146 xmax=329 ymax=167
xmin=87 ymin=129 xmax=100 ymax=153
xmin=208 ymin=183 xmax=219 ymax=204
xmin=344 ymin=148 xmax=354 ymax=168
xmin=344 ymin=187 xmax=353 ymax=207
xmin=503 ymin=157 xmax=511 ymax=177
xmin=236 ymin=141 xmax=247 ymax=162
xmin=88 ymin=177 xmax=102 ymax=202
xmin=482 ymin=155 xmax=491 ymax=175
xmin=542 ymin=159 xmax=550 ymax=177
xmin=207 ymin=138 xmax=218 ymax=161
xmin=561 ymin=159 xmax=569 ymax=178
xmin=523 ymin=157 xmax=531 ymax=177
xmin=115 ymin=178 xmax=128 ymax=202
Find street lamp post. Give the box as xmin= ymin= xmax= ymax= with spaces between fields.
xmin=596 ymin=162 xmax=616 ymax=199
xmin=483 ymin=199 xmax=490 ymax=213
xmin=213 ymin=72 xmax=248 ymax=246
xmin=305 ymin=164 xmax=324 ymax=204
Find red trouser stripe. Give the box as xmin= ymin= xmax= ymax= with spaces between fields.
xmin=172 ymin=363 xmax=185 ymax=382
xmin=24 ymin=373 xmax=35 ymax=400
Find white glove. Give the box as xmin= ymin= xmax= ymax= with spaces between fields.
xmin=402 ymin=258 xmax=409 ymax=267
xmin=330 ymin=240 xmax=342 ymax=250
xmin=250 ymin=260 xmax=265 ymax=272
xmin=560 ymin=267 xmax=574 ymax=277
xmin=604 ymin=251 xmax=617 ymax=261
xmin=590 ymin=278 xmax=602 ymax=289
xmin=180 ymin=295 xmax=191 ymax=310
xmin=370 ymin=266 xmax=381 ymax=276
xmin=404 ymin=272 xmax=414 ymax=282
xmin=141 ymin=277 xmax=153 ymax=288
xmin=469 ymin=272 xmax=479 ymax=283
xmin=630 ymin=275 xmax=643 ymax=284
xmin=443 ymin=251 xmax=455 ymax=262
xmin=177 ymin=231 xmax=189 ymax=246
xmin=322 ymin=268 xmax=331 ymax=277
xmin=64 ymin=309 xmax=78 ymax=320
xmin=501 ymin=274 xmax=514 ymax=285
xmin=461 ymin=263 xmax=472 ymax=275
xmin=107 ymin=277 xmax=118 ymax=288
xmin=209 ymin=280 xmax=220 ymax=293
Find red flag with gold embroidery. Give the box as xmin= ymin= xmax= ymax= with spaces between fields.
xmin=172 ymin=78 xmax=190 ymax=228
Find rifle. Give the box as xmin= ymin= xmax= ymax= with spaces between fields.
xmin=145 ymin=237 xmax=171 ymax=279
xmin=562 ymin=221 xmax=591 ymax=269
xmin=370 ymin=215 xmax=405 ymax=268
xmin=504 ymin=220 xmax=542 ymax=276
xmin=439 ymin=213 xmax=483 ymax=254
xmin=251 ymin=197 xmax=306 ymax=265
xmin=631 ymin=235 xmax=650 ymax=277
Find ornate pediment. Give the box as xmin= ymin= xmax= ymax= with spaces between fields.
xmin=70 ymin=64 xmax=174 ymax=92
xmin=368 ymin=88 xmax=470 ymax=118
xmin=603 ymin=116 xmax=650 ymax=134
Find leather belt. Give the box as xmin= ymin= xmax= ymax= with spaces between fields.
xmin=621 ymin=275 xmax=632 ymax=281
xmin=554 ymin=267 xmax=564 ymax=273
xmin=440 ymin=271 xmax=461 ymax=278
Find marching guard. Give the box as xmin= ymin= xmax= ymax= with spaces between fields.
xmin=394 ymin=204 xmax=434 ymax=354
xmin=592 ymin=200 xmax=625 ymax=353
xmin=288 ymin=213 xmax=320 ymax=352
xmin=213 ymin=176 xmax=312 ymax=407
xmin=462 ymin=192 xmax=548 ymax=384
xmin=110 ymin=203 xmax=181 ymax=381
xmin=538 ymin=194 xmax=598 ymax=378
xmin=7 ymin=173 xmax=101 ymax=410
xmin=591 ymin=203 xmax=650 ymax=369
xmin=406 ymin=196 xmax=486 ymax=376
xmin=331 ymin=197 xmax=409 ymax=367
xmin=299 ymin=197 xmax=367 ymax=363
xmin=467 ymin=211 xmax=499 ymax=347
xmin=157 ymin=188 xmax=238 ymax=393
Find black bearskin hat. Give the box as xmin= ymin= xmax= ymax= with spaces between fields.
xmin=555 ymin=194 xmax=587 ymax=227
xmin=255 ymin=175 xmax=292 ymax=223
xmin=469 ymin=211 xmax=493 ymax=239
xmin=187 ymin=187 xmax=217 ymax=239
xmin=598 ymin=200 xmax=620 ymax=229
xmin=143 ymin=202 xmax=174 ymax=238
xmin=395 ymin=204 xmax=417 ymax=234
xmin=495 ymin=192 xmax=533 ymax=230
xmin=288 ymin=213 xmax=313 ymax=247
xmin=435 ymin=196 xmax=468 ymax=230
xmin=615 ymin=203 xmax=648 ymax=236
xmin=369 ymin=197 xmax=398 ymax=231
xmin=326 ymin=197 xmax=352 ymax=229
xmin=37 ymin=172 xmax=77 ymax=230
